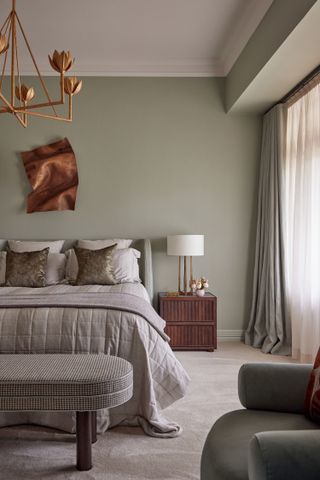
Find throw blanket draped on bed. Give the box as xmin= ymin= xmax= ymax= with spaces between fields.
xmin=0 ymin=287 xmax=190 ymax=438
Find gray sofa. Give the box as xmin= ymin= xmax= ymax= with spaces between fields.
xmin=201 ymin=363 xmax=320 ymax=480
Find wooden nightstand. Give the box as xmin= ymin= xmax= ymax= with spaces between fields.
xmin=159 ymin=292 xmax=217 ymax=351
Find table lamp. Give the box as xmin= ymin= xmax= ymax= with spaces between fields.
xmin=167 ymin=234 xmax=204 ymax=294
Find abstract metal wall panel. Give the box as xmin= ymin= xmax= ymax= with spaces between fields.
xmin=21 ymin=138 xmax=78 ymax=213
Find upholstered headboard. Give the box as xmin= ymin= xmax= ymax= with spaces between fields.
xmin=132 ymin=239 xmax=154 ymax=301
xmin=0 ymin=238 xmax=154 ymax=301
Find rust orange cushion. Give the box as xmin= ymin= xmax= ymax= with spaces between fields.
xmin=305 ymin=348 xmax=320 ymax=423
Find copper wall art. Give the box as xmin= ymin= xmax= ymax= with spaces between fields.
xmin=21 ymin=138 xmax=78 ymax=213
xmin=0 ymin=0 xmax=82 ymax=127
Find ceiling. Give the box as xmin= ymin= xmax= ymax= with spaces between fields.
xmin=2 ymin=0 xmax=273 ymax=76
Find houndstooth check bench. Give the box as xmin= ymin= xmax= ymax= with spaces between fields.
xmin=0 ymin=354 xmax=133 ymax=471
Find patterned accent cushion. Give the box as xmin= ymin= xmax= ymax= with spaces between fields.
xmin=305 ymin=348 xmax=320 ymax=423
xmin=74 ymin=245 xmax=117 ymax=285
xmin=5 ymin=248 xmax=49 ymax=287
xmin=1 ymin=252 xmax=65 ymax=286
xmin=66 ymin=247 xmax=141 ymax=284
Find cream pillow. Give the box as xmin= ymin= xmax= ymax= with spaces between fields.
xmin=46 ymin=253 xmax=67 ymax=285
xmin=8 ymin=240 xmax=64 ymax=254
xmin=112 ymin=248 xmax=141 ymax=283
xmin=65 ymin=249 xmax=78 ymax=283
xmin=77 ymin=239 xmax=132 ymax=250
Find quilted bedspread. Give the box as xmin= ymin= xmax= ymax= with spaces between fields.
xmin=0 ymin=284 xmax=190 ymax=437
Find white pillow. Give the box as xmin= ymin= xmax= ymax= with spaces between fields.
xmin=8 ymin=240 xmax=64 ymax=254
xmin=66 ymin=248 xmax=141 ymax=284
xmin=46 ymin=253 xmax=67 ymax=285
xmin=0 ymin=251 xmax=6 ymax=285
xmin=77 ymin=239 xmax=132 ymax=250
xmin=113 ymin=248 xmax=141 ymax=283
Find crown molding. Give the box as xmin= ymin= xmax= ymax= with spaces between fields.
xmin=14 ymin=60 xmax=226 ymax=77
xmin=0 ymin=1 xmax=274 ymax=79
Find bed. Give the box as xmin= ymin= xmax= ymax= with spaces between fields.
xmin=0 ymin=239 xmax=190 ymax=438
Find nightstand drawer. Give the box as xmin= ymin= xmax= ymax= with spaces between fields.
xmin=159 ymin=292 xmax=217 ymax=351
xmin=165 ymin=324 xmax=215 ymax=349
xmin=160 ymin=299 xmax=214 ymax=322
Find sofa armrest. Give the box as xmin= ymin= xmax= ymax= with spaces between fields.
xmin=249 ymin=430 xmax=320 ymax=480
xmin=238 ymin=363 xmax=312 ymax=413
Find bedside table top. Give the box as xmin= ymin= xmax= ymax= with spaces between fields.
xmin=159 ymin=292 xmax=215 ymax=299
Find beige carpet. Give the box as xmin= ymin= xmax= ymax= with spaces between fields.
xmin=0 ymin=343 xmax=296 ymax=480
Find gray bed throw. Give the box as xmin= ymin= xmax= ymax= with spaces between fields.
xmin=0 ymin=289 xmax=190 ymax=438
xmin=0 ymin=291 xmax=170 ymax=342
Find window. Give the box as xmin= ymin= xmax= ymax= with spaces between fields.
xmin=283 ymin=82 xmax=320 ymax=362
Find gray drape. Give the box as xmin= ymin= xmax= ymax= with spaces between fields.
xmin=245 ymin=105 xmax=291 ymax=355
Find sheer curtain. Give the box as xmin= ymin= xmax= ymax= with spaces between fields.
xmin=283 ymin=83 xmax=320 ymax=363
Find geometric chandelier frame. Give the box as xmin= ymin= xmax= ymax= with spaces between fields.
xmin=0 ymin=0 xmax=82 ymax=127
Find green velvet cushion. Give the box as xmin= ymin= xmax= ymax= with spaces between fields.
xmin=238 ymin=363 xmax=312 ymax=413
xmin=249 ymin=430 xmax=320 ymax=480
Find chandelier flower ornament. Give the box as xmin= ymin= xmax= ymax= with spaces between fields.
xmin=15 ymin=85 xmax=35 ymax=104
xmin=0 ymin=0 xmax=82 ymax=127
xmin=48 ymin=50 xmax=74 ymax=74
xmin=64 ymin=77 xmax=83 ymax=96
xmin=0 ymin=33 xmax=9 ymax=55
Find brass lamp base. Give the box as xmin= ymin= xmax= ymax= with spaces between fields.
xmin=178 ymin=256 xmax=194 ymax=294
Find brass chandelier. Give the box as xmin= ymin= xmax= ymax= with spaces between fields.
xmin=0 ymin=0 xmax=82 ymax=127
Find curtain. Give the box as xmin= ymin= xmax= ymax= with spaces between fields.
xmin=283 ymin=83 xmax=320 ymax=363
xmin=245 ymin=105 xmax=291 ymax=355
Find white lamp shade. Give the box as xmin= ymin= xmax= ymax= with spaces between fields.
xmin=167 ymin=235 xmax=204 ymax=256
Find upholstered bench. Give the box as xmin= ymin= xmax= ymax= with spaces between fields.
xmin=0 ymin=354 xmax=133 ymax=471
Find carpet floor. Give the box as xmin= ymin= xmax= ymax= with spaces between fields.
xmin=0 ymin=343 xmax=297 ymax=480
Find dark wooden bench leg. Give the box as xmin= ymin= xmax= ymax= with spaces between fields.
xmin=91 ymin=411 xmax=97 ymax=444
xmin=76 ymin=411 xmax=92 ymax=471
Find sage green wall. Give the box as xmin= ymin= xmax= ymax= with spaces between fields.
xmin=0 ymin=78 xmax=261 ymax=334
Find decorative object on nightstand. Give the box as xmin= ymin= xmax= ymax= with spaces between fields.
xmin=167 ymin=234 xmax=204 ymax=294
xmin=191 ymin=277 xmax=209 ymax=296
xmin=159 ymin=292 xmax=217 ymax=351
